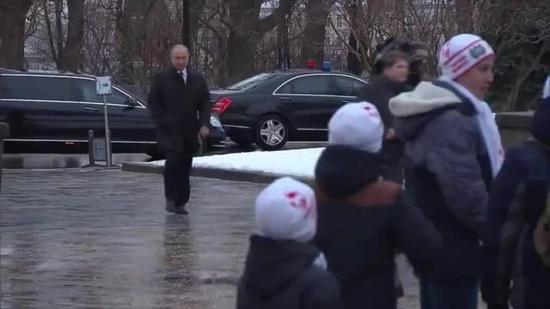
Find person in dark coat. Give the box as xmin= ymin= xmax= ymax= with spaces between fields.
xmin=148 ymin=44 xmax=211 ymax=214
xmin=314 ymin=102 xmax=443 ymax=309
xmin=482 ymin=76 xmax=550 ymax=309
xmin=358 ymin=49 xmax=410 ymax=183
xmin=389 ymin=34 xmax=504 ymax=309
xmin=370 ymin=37 xmax=430 ymax=88
xmin=237 ymin=177 xmax=342 ymax=309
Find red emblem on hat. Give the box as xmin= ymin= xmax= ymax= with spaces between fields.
xmin=286 ymin=191 xmax=313 ymax=217
xmin=364 ymin=105 xmax=379 ymax=118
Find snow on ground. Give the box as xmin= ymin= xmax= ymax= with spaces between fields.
xmin=150 ymin=148 xmax=325 ymax=179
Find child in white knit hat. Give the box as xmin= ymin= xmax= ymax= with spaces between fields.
xmin=236 ymin=177 xmax=342 ymax=309
xmin=314 ymin=102 xmax=442 ymax=309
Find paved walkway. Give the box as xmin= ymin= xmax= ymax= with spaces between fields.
xmin=1 ymin=168 xmax=443 ymax=308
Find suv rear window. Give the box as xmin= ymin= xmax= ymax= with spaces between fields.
xmin=0 ymin=75 xmax=78 ymax=101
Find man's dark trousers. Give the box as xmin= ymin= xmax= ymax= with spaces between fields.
xmin=163 ymin=140 xmax=194 ymax=206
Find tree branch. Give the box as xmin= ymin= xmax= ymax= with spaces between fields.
xmin=257 ymin=0 xmax=298 ymax=34
xmin=43 ymin=0 xmax=59 ymax=64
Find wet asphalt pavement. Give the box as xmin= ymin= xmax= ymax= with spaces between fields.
xmin=0 ymin=168 xmax=463 ymax=308
xmin=1 ymin=169 xmax=263 ymax=308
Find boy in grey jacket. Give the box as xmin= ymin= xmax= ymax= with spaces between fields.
xmin=389 ymin=33 xmax=504 ymax=309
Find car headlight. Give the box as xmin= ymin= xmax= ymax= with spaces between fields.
xmin=210 ymin=116 xmax=222 ymax=127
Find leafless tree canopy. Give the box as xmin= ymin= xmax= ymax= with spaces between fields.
xmin=0 ymin=0 xmax=548 ymax=110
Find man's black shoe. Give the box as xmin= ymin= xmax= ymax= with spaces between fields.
xmin=166 ymin=201 xmax=188 ymax=215
xmin=166 ymin=200 xmax=177 ymax=213
xmin=173 ymin=205 xmax=188 ymax=215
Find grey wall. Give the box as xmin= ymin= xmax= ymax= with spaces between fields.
xmin=496 ymin=111 xmax=534 ymax=149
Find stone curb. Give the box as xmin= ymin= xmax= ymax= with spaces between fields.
xmin=121 ymin=162 xmax=313 ymax=184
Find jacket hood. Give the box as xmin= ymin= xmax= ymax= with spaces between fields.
xmin=315 ymin=145 xmax=383 ymax=199
xmin=390 ymin=81 xmax=465 ymax=141
xmin=241 ymin=235 xmax=319 ymax=301
xmin=389 ymin=81 xmax=462 ymax=117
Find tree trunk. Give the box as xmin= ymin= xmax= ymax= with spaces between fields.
xmin=347 ymin=0 xmax=362 ymax=75
xmin=188 ymin=0 xmax=205 ymax=50
xmin=0 ymin=0 xmax=33 ymax=69
xmin=225 ymin=29 xmax=258 ymax=85
xmin=182 ymin=0 xmax=204 ymax=54
xmin=54 ymin=0 xmax=64 ymax=62
xmin=43 ymin=0 xmax=60 ymax=66
xmin=224 ymin=0 xmax=297 ymax=85
xmin=61 ymin=0 xmax=85 ymax=72
xmin=116 ymin=0 xmax=156 ymax=84
xmin=456 ymin=0 xmax=474 ymax=32
xmin=278 ymin=11 xmax=290 ymax=70
xmin=504 ymin=41 xmax=549 ymax=111
xmin=182 ymin=0 xmax=190 ymax=48
xmin=347 ymin=33 xmax=362 ymax=75
xmin=300 ymin=0 xmax=335 ymax=66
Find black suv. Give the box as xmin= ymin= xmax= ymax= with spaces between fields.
xmin=0 ymin=69 xmax=225 ymax=155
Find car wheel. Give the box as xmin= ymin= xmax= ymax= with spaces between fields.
xmin=254 ymin=115 xmax=289 ymax=151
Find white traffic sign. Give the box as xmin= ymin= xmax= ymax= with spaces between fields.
xmin=96 ymin=76 xmax=112 ymax=95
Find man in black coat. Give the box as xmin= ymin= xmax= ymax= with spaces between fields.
xmin=148 ymin=44 xmax=211 ymax=214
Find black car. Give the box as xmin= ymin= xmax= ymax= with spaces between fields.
xmin=210 ymin=70 xmax=367 ymax=150
xmin=0 ymin=69 xmax=226 ymax=156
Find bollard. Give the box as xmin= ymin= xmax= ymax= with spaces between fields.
xmin=0 ymin=123 xmax=9 ymax=192
xmin=82 ymin=130 xmax=100 ymax=168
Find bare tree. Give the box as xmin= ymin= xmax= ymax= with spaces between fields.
xmin=224 ymin=0 xmax=298 ymax=85
xmin=25 ymin=2 xmax=42 ymax=41
xmin=81 ymin=0 xmax=117 ymax=75
xmin=0 ymin=0 xmax=34 ymax=69
xmin=62 ymin=0 xmax=85 ymax=71
xmin=115 ymin=0 xmax=157 ymax=83
xmin=481 ymin=0 xmax=550 ymax=110
xmin=299 ymin=0 xmax=336 ymax=65
xmin=455 ymin=0 xmax=475 ymax=32
xmin=277 ymin=3 xmax=291 ymax=70
xmin=182 ymin=0 xmax=205 ymax=55
xmin=41 ymin=0 xmax=85 ymax=71
xmin=328 ymin=0 xmax=458 ymax=76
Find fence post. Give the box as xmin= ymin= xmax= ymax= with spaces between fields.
xmin=82 ymin=130 xmax=100 ymax=168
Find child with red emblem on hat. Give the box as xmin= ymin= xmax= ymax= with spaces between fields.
xmin=236 ymin=177 xmax=343 ymax=309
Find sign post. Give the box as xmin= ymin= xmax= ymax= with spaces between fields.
xmin=96 ymin=76 xmax=113 ymax=167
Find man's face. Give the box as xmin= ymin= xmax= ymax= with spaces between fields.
xmin=170 ymin=47 xmax=189 ymax=71
xmin=456 ymin=57 xmax=495 ymax=100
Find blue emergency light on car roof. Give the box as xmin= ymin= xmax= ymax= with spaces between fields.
xmin=321 ymin=60 xmax=332 ymax=72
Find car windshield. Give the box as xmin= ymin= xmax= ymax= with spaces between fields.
xmin=226 ymin=73 xmax=275 ymax=91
